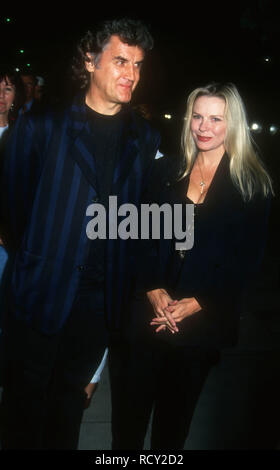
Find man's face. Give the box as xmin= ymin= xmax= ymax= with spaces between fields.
xmin=21 ymin=75 xmax=36 ymax=102
xmin=86 ymin=35 xmax=144 ymax=114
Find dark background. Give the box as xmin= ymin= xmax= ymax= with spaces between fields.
xmin=1 ymin=2 xmax=279 ymax=203
xmin=1 ymin=3 xmax=279 ymax=116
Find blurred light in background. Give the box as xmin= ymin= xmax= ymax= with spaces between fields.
xmin=250 ymin=122 xmax=262 ymax=133
xmin=269 ymin=125 xmax=278 ymax=136
xmin=250 ymin=122 xmax=279 ymax=136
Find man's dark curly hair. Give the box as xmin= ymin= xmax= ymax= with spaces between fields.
xmin=72 ymin=18 xmax=154 ymax=90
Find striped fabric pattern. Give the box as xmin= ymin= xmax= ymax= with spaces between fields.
xmin=2 ymin=95 xmax=160 ymax=333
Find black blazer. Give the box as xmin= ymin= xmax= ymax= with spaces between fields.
xmin=138 ymin=154 xmax=271 ymax=348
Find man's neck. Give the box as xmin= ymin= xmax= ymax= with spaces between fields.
xmin=85 ymin=92 xmax=122 ymax=116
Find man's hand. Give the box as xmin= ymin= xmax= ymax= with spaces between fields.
xmin=84 ymin=382 xmax=99 ymax=409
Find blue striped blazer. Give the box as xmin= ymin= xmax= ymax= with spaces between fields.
xmin=1 ymin=94 xmax=160 ymax=334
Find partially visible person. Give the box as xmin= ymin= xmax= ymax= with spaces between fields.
xmin=0 ymin=68 xmax=24 ymax=247
xmin=112 ymin=82 xmax=273 ymax=450
xmin=20 ymin=71 xmax=36 ymax=112
xmin=0 ymin=66 xmax=24 ymax=256
xmin=19 ymin=70 xmax=44 ymax=114
xmin=0 ymin=76 xmax=14 ymax=141
xmin=0 ymin=68 xmax=16 ymax=284
xmin=34 ymin=76 xmax=45 ymax=102
xmin=0 ymin=68 xmax=23 ymax=140
xmin=0 ymin=67 xmax=24 ymax=385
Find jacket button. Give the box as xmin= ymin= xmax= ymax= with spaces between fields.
xmin=77 ymin=265 xmax=84 ymax=271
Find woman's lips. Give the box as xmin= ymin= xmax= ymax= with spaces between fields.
xmin=197 ymin=135 xmax=212 ymax=142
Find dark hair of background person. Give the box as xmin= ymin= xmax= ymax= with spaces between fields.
xmin=71 ymin=17 xmax=154 ymax=90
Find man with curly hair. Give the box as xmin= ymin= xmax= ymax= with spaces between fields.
xmin=1 ymin=18 xmax=160 ymax=449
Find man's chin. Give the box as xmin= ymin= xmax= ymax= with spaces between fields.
xmin=117 ymin=91 xmax=133 ymax=104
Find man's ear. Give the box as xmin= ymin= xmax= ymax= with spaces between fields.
xmin=85 ymin=53 xmax=95 ymax=72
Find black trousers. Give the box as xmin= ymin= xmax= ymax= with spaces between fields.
xmin=1 ymin=283 xmax=108 ymax=450
xmin=110 ymin=294 xmax=220 ymax=450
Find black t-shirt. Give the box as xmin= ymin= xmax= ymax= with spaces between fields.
xmin=85 ymin=105 xmax=124 ymax=283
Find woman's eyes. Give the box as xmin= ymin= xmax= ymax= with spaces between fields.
xmin=192 ymin=114 xmax=221 ymax=122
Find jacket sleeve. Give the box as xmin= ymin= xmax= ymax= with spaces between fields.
xmin=195 ymin=194 xmax=271 ymax=312
xmin=135 ymin=155 xmax=175 ymax=292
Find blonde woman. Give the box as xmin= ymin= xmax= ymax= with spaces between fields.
xmin=149 ymin=82 xmax=273 ymax=333
xmin=112 ymin=83 xmax=273 ymax=450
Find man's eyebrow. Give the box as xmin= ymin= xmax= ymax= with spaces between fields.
xmin=113 ymin=55 xmax=144 ymax=65
xmin=113 ymin=55 xmax=128 ymax=62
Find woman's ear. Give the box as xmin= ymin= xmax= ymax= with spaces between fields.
xmin=85 ymin=53 xmax=95 ymax=73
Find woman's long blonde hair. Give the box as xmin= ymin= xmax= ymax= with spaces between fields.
xmin=181 ymin=82 xmax=273 ymax=200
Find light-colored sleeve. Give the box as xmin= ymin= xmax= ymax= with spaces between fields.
xmin=90 ymin=348 xmax=108 ymax=384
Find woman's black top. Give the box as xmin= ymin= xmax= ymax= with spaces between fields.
xmin=137 ymin=154 xmax=271 ymax=348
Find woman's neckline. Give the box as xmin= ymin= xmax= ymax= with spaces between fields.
xmin=185 ymin=152 xmax=226 ymax=205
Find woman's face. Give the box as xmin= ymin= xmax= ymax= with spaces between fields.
xmin=0 ymin=77 xmax=16 ymax=118
xmin=191 ymin=95 xmax=227 ymax=154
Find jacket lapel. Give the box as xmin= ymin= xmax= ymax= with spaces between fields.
xmin=67 ymin=97 xmax=141 ymax=196
xmin=203 ymin=153 xmax=239 ymax=208
xmin=67 ymin=95 xmax=98 ymax=192
xmin=111 ymin=110 xmax=140 ymax=195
